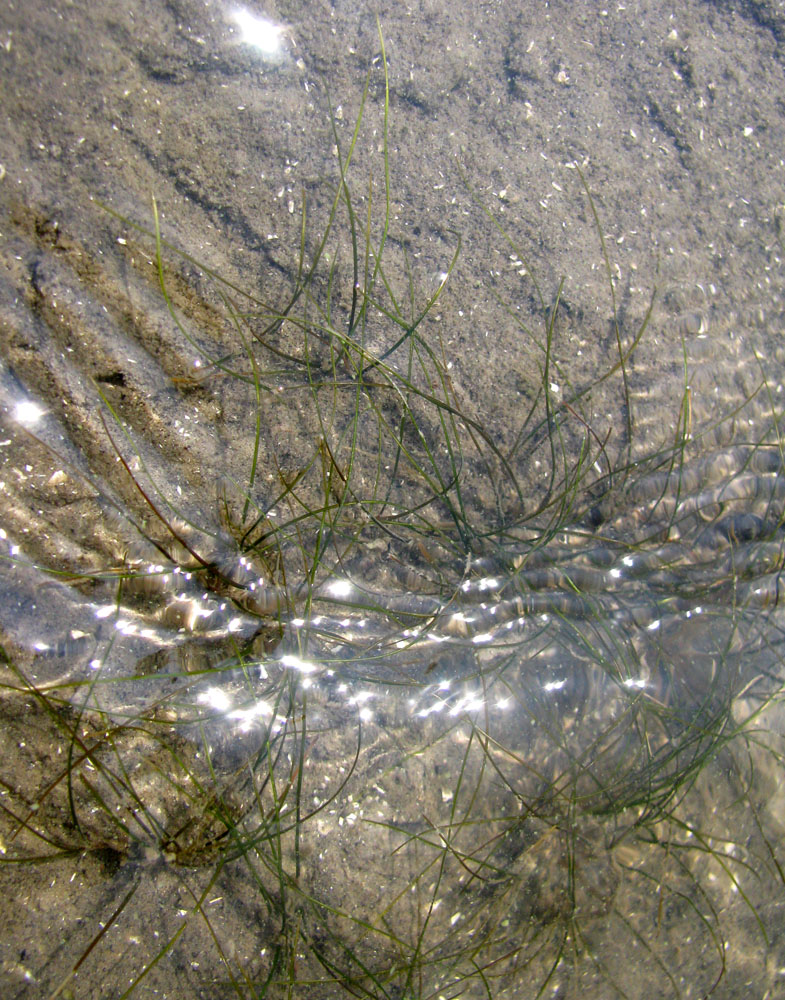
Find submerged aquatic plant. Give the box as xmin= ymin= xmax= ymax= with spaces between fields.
xmin=1 ymin=31 xmax=785 ymax=1000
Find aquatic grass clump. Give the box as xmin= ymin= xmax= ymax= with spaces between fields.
xmin=2 ymin=35 xmax=785 ymax=1000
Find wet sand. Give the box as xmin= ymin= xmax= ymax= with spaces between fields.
xmin=2 ymin=1 xmax=785 ymax=997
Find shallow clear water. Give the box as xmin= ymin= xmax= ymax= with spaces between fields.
xmin=2 ymin=2 xmax=785 ymax=998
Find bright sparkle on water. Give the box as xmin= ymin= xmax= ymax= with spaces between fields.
xmin=280 ymin=653 xmax=318 ymax=674
xmin=231 ymin=9 xmax=286 ymax=57
xmin=12 ymin=400 xmax=45 ymax=425
xmin=198 ymin=686 xmax=232 ymax=712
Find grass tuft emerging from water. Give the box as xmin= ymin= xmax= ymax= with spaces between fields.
xmin=2 ymin=28 xmax=785 ymax=1000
